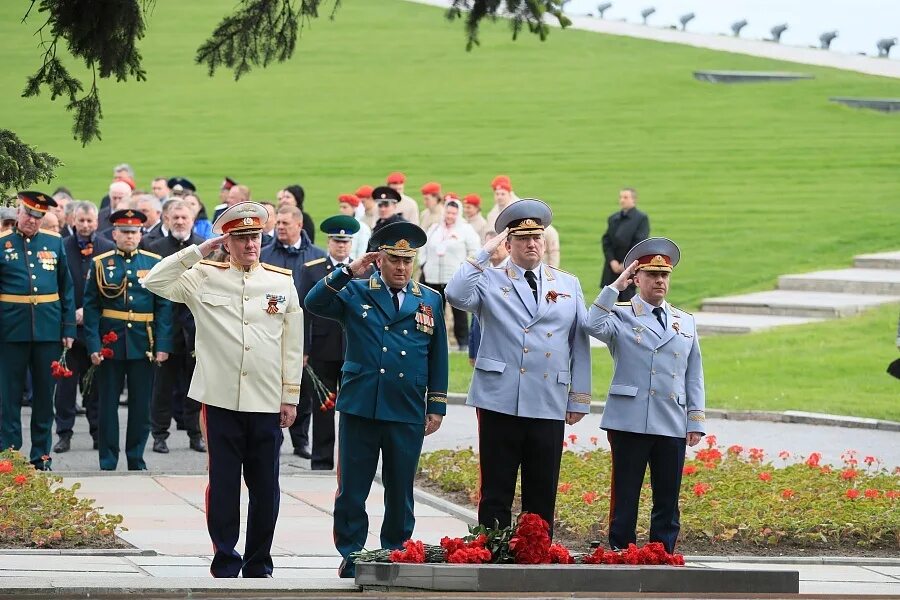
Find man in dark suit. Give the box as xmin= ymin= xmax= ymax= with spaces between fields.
xmin=137 ymin=195 xmax=165 ymax=249
xmin=297 ymin=216 xmax=364 ymax=470
xmin=54 ymin=202 xmax=114 ymax=453
xmin=260 ymin=205 xmax=326 ymax=457
xmin=148 ymin=200 xmax=206 ymax=453
xmin=600 ymin=188 xmax=650 ymax=301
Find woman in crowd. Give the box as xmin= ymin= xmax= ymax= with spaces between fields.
xmin=276 ymin=184 xmax=315 ymax=243
xmin=419 ymin=199 xmax=481 ymax=351
xmin=182 ymin=192 xmax=212 ymax=239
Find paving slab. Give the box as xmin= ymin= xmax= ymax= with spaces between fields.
xmin=700 ymin=289 xmax=900 ymax=318
xmin=831 ymin=97 xmax=900 ymax=113
xmin=693 ymin=311 xmax=824 ymax=334
xmin=779 ymin=268 xmax=900 ymax=295
xmin=694 ymin=70 xmax=814 ymax=83
xmin=855 ymin=250 xmax=900 ymax=270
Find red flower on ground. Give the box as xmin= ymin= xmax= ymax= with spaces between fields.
xmin=582 ymin=491 xmax=598 ymax=504
xmin=845 ymin=489 xmax=860 ymax=500
xmin=389 ymin=540 xmax=426 ymax=563
xmin=805 ymin=452 xmax=821 ymax=467
xmin=13 ymin=474 xmax=27 ymax=485
xmin=509 ymin=513 xmax=552 ymax=564
xmin=758 ymin=472 xmax=772 ymax=482
xmin=840 ymin=468 xmax=858 ymax=480
xmin=682 ymin=465 xmax=698 ymax=476
xmin=448 ymin=547 xmax=491 ymax=563
xmin=727 ymin=444 xmax=743 ymax=455
xmin=568 ymin=434 xmax=578 ymax=444
xmin=549 ymin=543 xmax=574 ymax=564
xmin=0 ymin=460 xmax=12 ymax=473
xmin=558 ymin=482 xmax=573 ymax=493
xmin=781 ymin=489 xmax=795 ymax=499
xmin=864 ymin=489 xmax=880 ymax=499
xmin=695 ymin=448 xmax=722 ymax=463
xmin=693 ymin=483 xmax=711 ymax=496
xmin=704 ymin=461 xmax=717 ymax=470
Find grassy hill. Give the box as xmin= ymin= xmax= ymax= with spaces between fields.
xmin=2 ymin=1 xmax=898 ymax=418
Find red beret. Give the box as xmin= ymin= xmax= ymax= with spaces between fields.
xmin=421 ymin=182 xmax=441 ymax=196
xmin=443 ymin=192 xmax=460 ymax=203
xmin=491 ymin=175 xmax=512 ymax=191
xmin=386 ymin=172 xmax=406 ymax=185
xmin=463 ymin=194 xmax=481 ymax=207
xmin=355 ymin=185 xmax=374 ymax=199
xmin=338 ymin=193 xmax=360 ymax=207
xmin=116 ymin=175 xmax=137 ymax=190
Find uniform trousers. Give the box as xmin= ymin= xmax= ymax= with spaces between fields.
xmin=202 ymin=404 xmax=283 ymax=578
xmin=0 ymin=341 xmax=59 ymax=468
xmin=334 ymin=413 xmax=423 ymax=569
xmin=606 ymin=429 xmax=686 ymax=553
xmin=54 ymin=338 xmax=99 ymax=442
xmin=288 ymin=368 xmax=313 ymax=452
xmin=97 ymin=359 xmax=154 ymax=471
xmin=476 ymin=408 xmax=564 ymax=535
xmin=151 ymin=352 xmax=201 ymax=441
xmin=306 ymin=358 xmax=340 ymax=470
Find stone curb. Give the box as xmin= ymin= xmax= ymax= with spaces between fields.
xmin=686 ymin=555 xmax=900 ymax=567
xmin=0 ymin=548 xmax=155 ymax=556
xmin=446 ymin=393 xmax=900 ymax=431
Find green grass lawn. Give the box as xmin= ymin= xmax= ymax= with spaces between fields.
xmin=2 ymin=1 xmax=898 ymax=418
xmin=450 ymin=304 xmax=900 ymax=421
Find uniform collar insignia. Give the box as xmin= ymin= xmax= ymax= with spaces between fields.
xmin=411 ymin=280 xmax=422 ymax=297
xmin=369 ymin=275 xmax=381 ymax=290
xmin=631 ymin=297 xmax=644 ymax=316
xmin=544 ymin=265 xmax=554 ymax=281
xmin=506 ymin=266 xmax=519 ymax=280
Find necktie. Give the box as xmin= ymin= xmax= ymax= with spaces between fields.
xmin=523 ymin=270 xmax=538 ymax=303
xmin=652 ymin=306 xmax=666 ymax=330
xmin=390 ymin=287 xmax=402 ymax=312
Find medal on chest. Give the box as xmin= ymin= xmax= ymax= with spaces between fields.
xmin=265 ymin=293 xmax=286 ymax=314
xmin=37 ymin=249 xmax=58 ymax=271
xmin=633 ymin=325 xmax=645 ymax=345
xmin=3 ymin=241 xmax=17 ymax=262
xmin=415 ymin=303 xmax=434 ymax=335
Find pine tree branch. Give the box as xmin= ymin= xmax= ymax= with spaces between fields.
xmin=0 ymin=129 xmax=62 ymax=198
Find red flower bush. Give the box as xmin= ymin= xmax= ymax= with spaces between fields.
xmin=582 ymin=491 xmax=598 ymax=504
xmin=693 ymin=483 xmax=711 ymax=496
xmin=748 ymin=447 xmax=765 ymax=462
xmin=13 ymin=474 xmax=28 ymax=485
xmin=0 ymin=460 xmax=12 ymax=473
xmin=558 ymin=482 xmax=573 ymax=493
xmin=695 ymin=448 xmax=722 ymax=463
xmin=705 ymin=435 xmax=717 ymax=447
xmin=390 ymin=540 xmax=426 ymax=563
xmin=845 ymin=489 xmax=860 ymax=500
xmin=590 ymin=436 xmax=599 ymax=446
xmin=806 ymin=452 xmax=821 ymax=467
xmin=781 ymin=489 xmax=795 ymax=499
xmin=682 ymin=465 xmax=698 ymax=476
xmin=864 ymin=489 xmax=880 ymax=499
xmin=568 ymin=434 xmax=578 ymax=444
xmin=758 ymin=472 xmax=772 ymax=482
xmin=778 ymin=450 xmax=790 ymax=460
xmin=727 ymin=444 xmax=743 ymax=455
xmin=841 ymin=468 xmax=858 ymax=480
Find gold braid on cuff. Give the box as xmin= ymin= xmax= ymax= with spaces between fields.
xmin=568 ymin=392 xmax=592 ymax=405
xmin=689 ymin=412 xmax=706 ymax=422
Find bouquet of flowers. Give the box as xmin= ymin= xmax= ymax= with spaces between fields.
xmin=82 ymin=331 xmax=117 ymax=395
xmin=304 ymin=364 xmax=336 ymax=412
xmin=50 ymin=348 xmax=74 ymax=380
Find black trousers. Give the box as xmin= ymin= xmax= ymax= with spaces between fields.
xmin=306 ymin=358 xmax=340 ymax=470
xmin=606 ymin=429 xmax=686 ymax=553
xmin=476 ymin=408 xmax=564 ymax=536
xmin=424 ymin=281 xmax=469 ymax=347
xmin=202 ymin=404 xmax=283 ymax=578
xmin=54 ymin=338 xmax=99 ymax=441
xmin=288 ymin=368 xmax=313 ymax=452
xmin=151 ymin=352 xmax=200 ymax=440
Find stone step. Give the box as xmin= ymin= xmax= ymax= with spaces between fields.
xmin=854 ymin=250 xmax=900 ymax=270
xmin=693 ymin=312 xmax=824 ymax=335
xmin=700 ymin=290 xmax=900 ymax=319
xmin=778 ymin=268 xmax=900 ymax=295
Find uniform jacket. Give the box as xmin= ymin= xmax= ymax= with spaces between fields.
xmin=587 ymin=286 xmax=705 ymax=438
xmin=297 ymin=256 xmax=347 ymax=363
xmin=150 ymin=233 xmax=205 ymax=354
xmin=63 ymin=233 xmax=115 ymax=342
xmin=305 ymin=268 xmax=448 ymax=424
xmin=0 ymin=228 xmax=76 ymax=342
xmin=600 ymin=208 xmax=649 ymax=287
xmin=445 ymin=249 xmax=592 ymax=420
xmin=141 ymin=245 xmax=303 ymax=413
xmin=83 ymin=248 xmax=174 ymax=359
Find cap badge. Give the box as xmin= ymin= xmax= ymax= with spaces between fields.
xmin=38 ymin=195 xmax=47 ymax=202
xmin=395 ymin=239 xmax=410 ymax=249
xmin=520 ymin=218 xmax=538 ymax=228
xmin=650 ymin=255 xmax=667 ymax=266
xmin=379 ymin=193 xmax=387 ymax=199
xmin=124 ymin=210 xmax=135 ymax=218
xmin=339 ymin=229 xmax=346 ymax=235
xmin=243 ymin=217 xmax=254 ymax=225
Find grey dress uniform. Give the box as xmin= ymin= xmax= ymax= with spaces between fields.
xmin=445 ymin=198 xmax=591 ymax=535
xmin=586 ymin=236 xmax=705 ymax=554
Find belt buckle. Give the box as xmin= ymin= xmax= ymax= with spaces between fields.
xmin=29 ymin=296 xmax=38 ymax=305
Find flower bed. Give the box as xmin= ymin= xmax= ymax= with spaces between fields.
xmin=417 ymin=437 xmax=899 ymax=553
xmin=0 ymin=450 xmax=124 ymax=548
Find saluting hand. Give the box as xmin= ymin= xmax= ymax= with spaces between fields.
xmin=348 ymin=252 xmax=379 ymax=277
xmin=611 ymin=260 xmax=640 ymax=292
xmin=482 ymin=228 xmax=509 ymax=255
xmin=198 ymin=234 xmax=229 ymax=257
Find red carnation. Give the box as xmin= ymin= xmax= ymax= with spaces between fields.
xmin=100 ymin=348 xmax=114 ymax=359
xmin=389 ymin=540 xmax=426 ymax=563
xmin=13 ymin=474 xmax=28 ymax=485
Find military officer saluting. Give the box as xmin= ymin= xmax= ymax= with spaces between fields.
xmin=0 ymin=191 xmax=76 ymax=469
xmin=142 ymin=202 xmax=302 ymax=578
xmin=83 ymin=209 xmax=173 ymax=471
xmin=305 ymin=221 xmax=448 ymax=579
xmin=587 ymin=237 xmax=705 ymax=553
xmin=446 ymin=199 xmax=592 ymax=535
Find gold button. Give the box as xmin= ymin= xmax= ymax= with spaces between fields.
xmin=128 ymin=296 xmax=133 ymax=301
xmin=520 ymin=368 xmax=526 ymax=374
xmin=403 ymin=329 xmax=408 ymax=335
xmin=33 ymin=287 xmax=38 ymax=292
xmin=125 ymin=259 xmax=131 ymax=264
xmin=29 ymin=263 xmax=34 ymax=268
xmin=25 ymin=238 xmax=30 ymax=243
xmin=523 ymin=348 xmax=529 ymax=353
xmin=128 ymin=283 xmax=133 ymax=288
xmin=126 ymin=323 xmax=132 ymax=328
xmin=244 ymin=320 xmax=249 ymax=325
xmin=126 ymin=270 xmax=131 ymax=275
xmin=27 ymin=251 xmax=32 ymax=256
xmin=242 ymin=371 xmax=248 ymax=376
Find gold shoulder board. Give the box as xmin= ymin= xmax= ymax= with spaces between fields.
xmin=304 ymin=257 xmax=327 ymax=267
xmin=138 ymin=249 xmax=162 ymax=259
xmin=548 ymin=265 xmax=575 ymax=277
xmin=261 ymin=263 xmax=292 ymax=276
xmin=38 ymin=228 xmax=62 ymax=237
xmin=199 ymin=259 xmax=229 ymax=269
xmin=93 ymin=250 xmax=116 ymax=262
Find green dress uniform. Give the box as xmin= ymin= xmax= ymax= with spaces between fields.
xmin=83 ymin=245 xmax=173 ymax=470
xmin=304 ymin=220 xmax=448 ymax=578
xmin=0 ymin=222 xmax=76 ymax=468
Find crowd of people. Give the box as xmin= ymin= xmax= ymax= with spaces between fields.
xmin=0 ymin=163 xmax=704 ymax=580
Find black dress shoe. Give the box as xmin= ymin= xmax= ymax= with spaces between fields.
xmin=338 ymin=557 xmax=355 ymax=579
xmin=92 ymin=439 xmax=99 ymax=450
xmin=189 ymin=437 xmax=206 ymax=453
xmin=293 ymin=447 xmax=311 ymax=459
xmin=152 ymin=438 xmax=169 ymax=454
xmin=53 ymin=436 xmax=71 ymax=453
